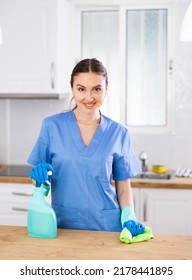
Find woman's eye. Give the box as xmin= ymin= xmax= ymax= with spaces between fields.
xmin=78 ymin=88 xmax=85 ymax=92
xmin=94 ymin=87 xmax=102 ymax=92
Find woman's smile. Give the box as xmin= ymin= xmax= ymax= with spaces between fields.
xmin=83 ymin=101 xmax=96 ymax=110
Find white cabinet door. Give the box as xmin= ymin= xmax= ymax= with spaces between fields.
xmin=139 ymin=188 xmax=192 ymax=236
xmin=0 ymin=0 xmax=72 ymax=96
xmin=0 ymin=183 xmax=51 ymax=226
xmin=132 ymin=187 xmax=140 ymax=218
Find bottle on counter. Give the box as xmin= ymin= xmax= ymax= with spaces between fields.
xmin=27 ymin=180 xmax=57 ymax=239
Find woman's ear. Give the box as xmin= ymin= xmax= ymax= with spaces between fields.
xmin=69 ymin=96 xmax=77 ymax=110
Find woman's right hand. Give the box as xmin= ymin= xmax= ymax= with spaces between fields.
xmin=123 ymin=220 xmax=145 ymax=237
xmin=30 ymin=163 xmax=53 ymax=186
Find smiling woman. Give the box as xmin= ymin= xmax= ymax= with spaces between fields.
xmin=27 ymin=58 xmax=146 ymax=239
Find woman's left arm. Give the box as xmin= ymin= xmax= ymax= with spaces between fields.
xmin=115 ymin=179 xmax=134 ymax=210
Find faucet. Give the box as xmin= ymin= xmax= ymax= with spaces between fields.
xmin=139 ymin=152 xmax=148 ymax=172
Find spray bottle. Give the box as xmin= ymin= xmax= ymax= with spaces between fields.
xmin=27 ymin=171 xmax=57 ymax=238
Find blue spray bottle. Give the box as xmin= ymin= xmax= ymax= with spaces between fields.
xmin=27 ymin=171 xmax=57 ymax=238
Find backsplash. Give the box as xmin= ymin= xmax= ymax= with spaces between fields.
xmin=0 ymin=98 xmax=70 ymax=165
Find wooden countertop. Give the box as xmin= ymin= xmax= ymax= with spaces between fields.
xmin=0 ymin=164 xmax=32 ymax=184
xmin=0 ymin=226 xmax=191 ymax=260
xmin=0 ymin=165 xmax=192 ymax=189
xmin=0 ymin=176 xmax=31 ymax=184
xmin=1 ymin=176 xmax=192 ymax=189
xmin=131 ymin=177 xmax=192 ymax=189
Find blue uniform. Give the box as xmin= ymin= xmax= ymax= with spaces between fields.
xmin=28 ymin=110 xmax=141 ymax=232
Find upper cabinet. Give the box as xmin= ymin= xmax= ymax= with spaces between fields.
xmin=0 ymin=0 xmax=74 ymax=98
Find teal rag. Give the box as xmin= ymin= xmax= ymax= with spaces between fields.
xmin=120 ymin=226 xmax=154 ymax=244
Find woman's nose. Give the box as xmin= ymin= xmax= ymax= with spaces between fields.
xmin=85 ymin=91 xmax=94 ymax=101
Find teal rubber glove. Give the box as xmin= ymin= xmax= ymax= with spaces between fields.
xmin=121 ymin=206 xmax=136 ymax=225
xmin=121 ymin=206 xmax=144 ymax=237
xmin=30 ymin=163 xmax=53 ymax=186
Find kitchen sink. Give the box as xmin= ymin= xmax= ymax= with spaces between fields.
xmin=133 ymin=171 xmax=175 ymax=180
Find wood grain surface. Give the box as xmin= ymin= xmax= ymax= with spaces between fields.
xmin=0 ymin=226 xmax=191 ymax=260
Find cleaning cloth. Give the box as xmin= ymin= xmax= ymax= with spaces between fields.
xmin=120 ymin=226 xmax=154 ymax=244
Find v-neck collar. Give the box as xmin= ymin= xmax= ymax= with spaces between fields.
xmin=67 ymin=110 xmax=108 ymax=157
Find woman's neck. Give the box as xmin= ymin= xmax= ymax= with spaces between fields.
xmin=73 ymin=108 xmax=101 ymax=125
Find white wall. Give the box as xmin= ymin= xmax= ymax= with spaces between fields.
xmin=0 ymin=0 xmax=192 ymax=171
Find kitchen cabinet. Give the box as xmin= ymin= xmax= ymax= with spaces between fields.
xmin=0 ymin=183 xmax=51 ymax=226
xmin=0 ymin=0 xmax=73 ymax=97
xmin=132 ymin=187 xmax=140 ymax=217
xmin=135 ymin=187 xmax=192 ymax=236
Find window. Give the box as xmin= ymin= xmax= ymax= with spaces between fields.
xmin=126 ymin=9 xmax=167 ymax=126
xmin=76 ymin=1 xmax=174 ymax=134
xmin=78 ymin=8 xmax=120 ymax=120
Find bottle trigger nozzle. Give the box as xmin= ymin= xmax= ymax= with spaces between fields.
xmin=45 ymin=171 xmax=52 ymax=185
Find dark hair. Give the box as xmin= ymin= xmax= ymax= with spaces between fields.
xmin=70 ymin=58 xmax=108 ymax=88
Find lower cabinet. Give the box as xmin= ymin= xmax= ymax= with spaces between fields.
xmin=1 ymin=183 xmax=192 ymax=235
xmin=133 ymin=187 xmax=192 ymax=236
xmin=0 ymin=183 xmax=51 ymax=226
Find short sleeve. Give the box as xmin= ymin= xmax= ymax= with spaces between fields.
xmin=27 ymin=119 xmax=51 ymax=166
xmin=113 ymin=130 xmax=141 ymax=180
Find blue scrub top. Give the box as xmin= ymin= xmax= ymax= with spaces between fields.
xmin=28 ymin=110 xmax=141 ymax=232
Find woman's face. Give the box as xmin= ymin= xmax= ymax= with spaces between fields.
xmin=72 ymin=72 xmax=107 ymax=115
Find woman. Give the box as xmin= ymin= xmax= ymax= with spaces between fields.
xmin=28 ymin=58 xmax=144 ymax=235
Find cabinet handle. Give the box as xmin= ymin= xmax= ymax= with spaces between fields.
xmin=169 ymin=59 xmax=173 ymax=79
xmin=51 ymin=62 xmax=55 ymax=89
xmin=133 ymin=195 xmax=136 ymax=209
xmin=143 ymin=192 xmax=147 ymax=222
xmin=12 ymin=207 xmax=28 ymax=212
xmin=12 ymin=191 xmax=33 ymax=197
